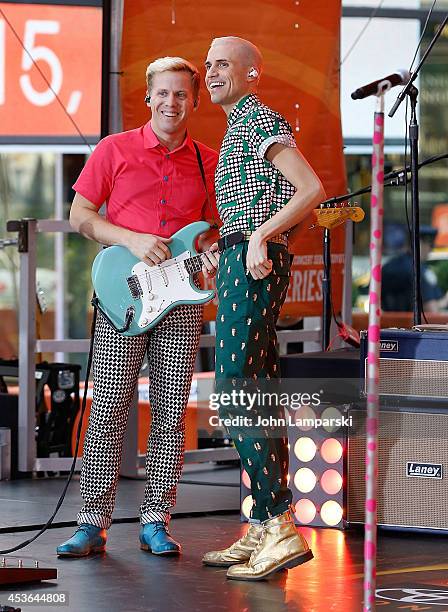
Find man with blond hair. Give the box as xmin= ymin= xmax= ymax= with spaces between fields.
xmin=57 ymin=57 xmax=219 ymax=557
xmin=202 ymin=36 xmax=325 ymax=580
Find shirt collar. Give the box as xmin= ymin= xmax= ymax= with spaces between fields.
xmin=227 ymin=93 xmax=260 ymax=126
xmin=143 ymin=121 xmax=195 ymax=154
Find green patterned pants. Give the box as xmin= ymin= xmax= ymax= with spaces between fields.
xmin=215 ymin=241 xmax=293 ymax=522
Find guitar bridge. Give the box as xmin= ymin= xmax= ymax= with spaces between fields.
xmin=127 ymin=275 xmax=143 ymax=299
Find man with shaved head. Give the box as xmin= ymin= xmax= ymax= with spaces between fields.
xmin=202 ymin=36 xmax=325 ymax=580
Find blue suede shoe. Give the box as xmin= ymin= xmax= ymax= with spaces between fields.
xmin=56 ymin=524 xmax=107 ymax=557
xmin=139 ymin=522 xmax=181 ymax=555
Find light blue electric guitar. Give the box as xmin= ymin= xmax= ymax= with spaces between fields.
xmin=91 ymin=221 xmax=215 ymax=336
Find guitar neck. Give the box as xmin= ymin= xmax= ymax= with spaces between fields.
xmin=184 ymin=253 xmax=204 ymax=274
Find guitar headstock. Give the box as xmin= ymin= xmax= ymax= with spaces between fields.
xmin=312 ymin=201 xmax=365 ymax=230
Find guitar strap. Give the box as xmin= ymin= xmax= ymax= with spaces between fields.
xmin=193 ymin=141 xmax=219 ymax=230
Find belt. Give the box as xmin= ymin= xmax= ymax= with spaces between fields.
xmin=217 ymin=231 xmax=288 ymax=252
xmin=217 ymin=231 xmax=247 ymax=252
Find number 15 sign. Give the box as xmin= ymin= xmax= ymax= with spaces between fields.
xmin=0 ymin=3 xmax=101 ymax=143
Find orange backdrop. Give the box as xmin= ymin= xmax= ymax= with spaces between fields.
xmin=121 ymin=0 xmax=347 ymax=317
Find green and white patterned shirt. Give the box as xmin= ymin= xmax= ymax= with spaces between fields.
xmin=216 ymin=94 xmax=297 ymax=246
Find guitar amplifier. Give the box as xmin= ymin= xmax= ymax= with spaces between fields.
xmin=347 ymin=404 xmax=448 ymax=531
xmin=360 ymin=328 xmax=448 ymax=402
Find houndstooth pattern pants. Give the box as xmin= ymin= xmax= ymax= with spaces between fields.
xmin=77 ymin=303 xmax=203 ymax=529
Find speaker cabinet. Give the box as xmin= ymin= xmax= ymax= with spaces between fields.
xmin=347 ymin=406 xmax=448 ymax=530
xmin=360 ymin=328 xmax=448 ymax=402
xmin=0 ymin=393 xmax=18 ymax=479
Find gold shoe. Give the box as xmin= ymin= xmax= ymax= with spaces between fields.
xmin=202 ymin=523 xmax=263 ymax=567
xmin=226 ymin=509 xmax=313 ymax=580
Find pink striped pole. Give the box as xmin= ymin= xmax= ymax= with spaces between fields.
xmin=364 ymin=94 xmax=385 ymax=612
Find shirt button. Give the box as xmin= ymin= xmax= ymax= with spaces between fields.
xmin=160 ymin=220 xmax=167 ymax=226
xmin=163 ymin=175 xmax=169 ymax=181
xmin=165 ymin=154 xmax=170 ymax=159
xmin=160 ymin=199 xmax=166 ymax=204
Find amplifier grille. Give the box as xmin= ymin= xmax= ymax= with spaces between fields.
xmin=364 ymin=358 xmax=448 ymax=398
xmin=348 ymin=409 xmax=448 ymax=529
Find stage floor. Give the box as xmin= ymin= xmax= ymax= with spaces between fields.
xmin=1 ymin=466 xmax=448 ymax=611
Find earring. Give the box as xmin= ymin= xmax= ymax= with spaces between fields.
xmin=248 ymin=68 xmax=259 ymax=79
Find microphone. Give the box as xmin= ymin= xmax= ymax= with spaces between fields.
xmin=351 ymin=69 xmax=410 ymax=100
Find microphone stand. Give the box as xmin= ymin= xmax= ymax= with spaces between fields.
xmin=408 ymin=85 xmax=421 ymax=325
xmin=389 ymin=13 xmax=448 ymax=325
xmin=322 ymin=224 xmax=331 ymax=351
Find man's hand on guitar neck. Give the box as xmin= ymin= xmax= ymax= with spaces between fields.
xmin=201 ymin=242 xmax=220 ymax=278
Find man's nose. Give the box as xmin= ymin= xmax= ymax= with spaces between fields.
xmin=165 ymin=92 xmax=176 ymax=105
xmin=207 ymin=64 xmax=218 ymax=77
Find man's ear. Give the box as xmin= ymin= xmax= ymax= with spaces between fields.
xmin=193 ymin=96 xmax=200 ymax=110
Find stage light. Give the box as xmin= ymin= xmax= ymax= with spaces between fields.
xmin=321 ymin=469 xmax=343 ymax=495
xmin=295 ymin=405 xmax=316 ymax=431
xmin=241 ymin=470 xmax=251 ymax=489
xmin=294 ymin=437 xmax=317 ymax=462
xmin=241 ymin=495 xmax=253 ymax=519
xmin=240 ymin=403 xmax=347 ymax=529
xmin=295 ymin=499 xmax=317 ymax=524
xmin=294 ymin=467 xmax=317 ymax=493
xmin=321 ymin=438 xmax=343 ymax=463
xmin=321 ymin=500 xmax=343 ymax=526
xmin=321 ymin=406 xmax=342 ymax=432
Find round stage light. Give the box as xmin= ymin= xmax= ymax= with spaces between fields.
xmin=241 ymin=495 xmax=253 ymax=519
xmin=320 ymin=469 xmax=343 ymax=495
xmin=294 ymin=405 xmax=316 ymax=431
xmin=294 ymin=437 xmax=317 ymax=462
xmin=294 ymin=468 xmax=317 ymax=493
xmin=320 ymin=438 xmax=343 ymax=464
xmin=321 ymin=500 xmax=343 ymax=526
xmin=321 ymin=406 xmax=342 ymax=432
xmin=241 ymin=470 xmax=251 ymax=489
xmin=294 ymin=499 xmax=317 ymax=524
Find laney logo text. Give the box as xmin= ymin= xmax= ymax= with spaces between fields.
xmin=380 ymin=340 xmax=399 ymax=352
xmin=407 ymin=462 xmax=443 ymax=479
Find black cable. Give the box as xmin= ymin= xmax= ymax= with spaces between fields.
xmin=121 ymin=474 xmax=240 ymax=487
xmin=0 ymin=509 xmax=241 ymax=537
xmin=321 ymin=151 xmax=448 ymax=206
xmin=0 ymin=305 xmax=98 ymax=554
xmin=180 ymin=480 xmax=239 ymax=487
xmin=403 ymin=1 xmax=438 ymax=325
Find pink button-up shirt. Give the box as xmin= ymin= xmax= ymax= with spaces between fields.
xmin=73 ymin=122 xmax=219 ymax=237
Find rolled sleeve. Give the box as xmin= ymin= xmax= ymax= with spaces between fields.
xmin=248 ymin=110 xmax=296 ymax=160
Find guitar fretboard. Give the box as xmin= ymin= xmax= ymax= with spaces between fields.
xmin=184 ymin=254 xmax=204 ymax=275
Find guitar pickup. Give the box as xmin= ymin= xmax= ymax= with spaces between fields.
xmin=127 ymin=275 xmax=143 ymax=299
